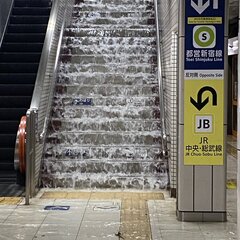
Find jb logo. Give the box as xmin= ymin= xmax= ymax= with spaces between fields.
xmin=195 ymin=115 xmax=213 ymax=133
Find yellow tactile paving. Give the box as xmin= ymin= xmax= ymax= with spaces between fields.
xmin=227 ymin=179 xmax=237 ymax=189
xmin=66 ymin=192 xmax=91 ymax=199
xmin=41 ymin=191 xmax=164 ymax=240
xmin=41 ymin=192 xmax=68 ymax=199
xmin=227 ymin=144 xmax=237 ymax=158
xmin=0 ymin=197 xmax=22 ymax=205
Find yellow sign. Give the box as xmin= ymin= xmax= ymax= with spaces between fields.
xmin=188 ymin=17 xmax=222 ymax=24
xmin=184 ymin=79 xmax=224 ymax=165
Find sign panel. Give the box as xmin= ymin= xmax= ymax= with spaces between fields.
xmin=184 ymin=79 xmax=224 ymax=165
xmin=184 ymin=0 xmax=225 ymax=165
xmin=185 ymin=0 xmax=224 ymax=70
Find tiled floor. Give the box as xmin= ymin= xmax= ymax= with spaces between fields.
xmin=0 ymin=186 xmax=237 ymax=240
xmin=0 ymin=136 xmax=237 ymax=240
xmin=0 ymin=198 xmax=121 ymax=240
xmin=149 ymin=189 xmax=237 ymax=240
xmin=148 ymin=135 xmax=238 ymax=240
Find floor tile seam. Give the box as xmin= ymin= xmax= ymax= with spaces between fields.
xmin=74 ymin=191 xmax=92 ymax=240
xmin=2 ymin=200 xmax=21 ymax=224
xmin=31 ymin=198 xmax=57 ymax=240
xmin=144 ymin=200 xmax=155 ymax=240
xmin=148 ymin=201 xmax=170 ymax=240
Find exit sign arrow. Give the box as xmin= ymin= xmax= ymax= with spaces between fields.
xmin=190 ymin=86 xmax=217 ymax=111
xmin=191 ymin=0 xmax=210 ymax=14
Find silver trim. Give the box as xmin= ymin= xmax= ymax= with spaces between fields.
xmin=153 ymin=0 xmax=169 ymax=158
xmin=25 ymin=0 xmax=75 ymax=203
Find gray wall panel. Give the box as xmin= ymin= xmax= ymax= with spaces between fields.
xmin=194 ymin=166 xmax=212 ymax=211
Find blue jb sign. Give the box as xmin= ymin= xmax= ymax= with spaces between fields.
xmin=185 ymin=0 xmax=225 ymax=70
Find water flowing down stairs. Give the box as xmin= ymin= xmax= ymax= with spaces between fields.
xmin=43 ymin=0 xmax=168 ymax=189
xmin=0 ymin=0 xmax=51 ymax=195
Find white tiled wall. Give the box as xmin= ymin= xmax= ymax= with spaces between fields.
xmin=158 ymin=0 xmax=178 ymax=190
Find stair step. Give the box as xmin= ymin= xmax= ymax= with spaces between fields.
xmin=58 ymin=72 xmax=157 ymax=85
xmin=0 ymin=134 xmax=16 ymax=148
xmin=0 ymin=121 xmax=19 ymax=134
xmin=7 ymin=24 xmax=47 ymax=33
xmin=52 ymin=106 xmax=160 ymax=120
xmin=53 ymin=96 xmax=159 ymax=108
xmin=43 ymin=159 xmax=159 ymax=175
xmin=71 ymin=24 xmax=155 ymax=29
xmin=10 ymin=16 xmax=49 ymax=24
xmin=65 ymin=28 xmax=156 ymax=38
xmin=14 ymin=0 xmax=51 ymax=7
xmin=77 ymin=0 xmax=154 ymax=4
xmin=1 ymin=43 xmax=43 ymax=52
xmin=0 ymin=63 xmax=39 ymax=73
xmin=49 ymin=118 xmax=161 ymax=132
xmin=74 ymin=4 xmax=154 ymax=12
xmin=59 ymin=63 xmax=156 ymax=75
xmin=0 ymin=52 xmax=41 ymax=62
xmin=12 ymin=7 xmax=51 ymax=16
xmin=46 ymin=132 xmax=161 ymax=146
xmin=68 ymin=39 xmax=156 ymax=48
xmin=0 ymin=96 xmax=32 ymax=108
xmin=60 ymin=54 xmax=156 ymax=64
xmin=42 ymin=174 xmax=166 ymax=189
xmin=54 ymin=85 xmax=158 ymax=97
xmin=44 ymin=144 xmax=160 ymax=161
xmin=63 ymin=36 xmax=156 ymax=46
xmin=76 ymin=0 xmax=154 ymax=4
xmin=0 ymin=108 xmax=28 ymax=120
xmin=4 ymin=33 xmax=45 ymax=43
xmin=0 ymin=73 xmax=37 ymax=84
xmin=73 ymin=11 xmax=154 ymax=19
xmin=62 ymin=45 xmax=156 ymax=55
xmin=0 ymin=148 xmax=15 ymax=162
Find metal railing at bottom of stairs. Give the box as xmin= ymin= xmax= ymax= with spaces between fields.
xmin=14 ymin=0 xmax=75 ymax=204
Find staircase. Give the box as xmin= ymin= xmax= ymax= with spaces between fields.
xmin=43 ymin=0 xmax=168 ymax=189
xmin=0 ymin=0 xmax=51 ymax=188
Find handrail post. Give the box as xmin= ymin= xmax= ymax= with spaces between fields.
xmin=25 ymin=109 xmax=37 ymax=204
xmin=30 ymin=110 xmax=37 ymax=197
xmin=25 ymin=111 xmax=31 ymax=205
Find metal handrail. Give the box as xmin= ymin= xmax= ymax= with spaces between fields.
xmin=25 ymin=0 xmax=75 ymax=204
xmin=153 ymin=0 xmax=169 ymax=158
xmin=0 ymin=0 xmax=14 ymax=48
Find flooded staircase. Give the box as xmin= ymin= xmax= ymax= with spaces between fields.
xmin=42 ymin=0 xmax=168 ymax=189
